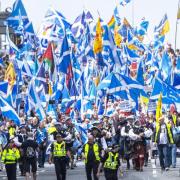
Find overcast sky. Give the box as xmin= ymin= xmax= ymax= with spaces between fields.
xmin=1 ymin=0 xmax=180 ymax=48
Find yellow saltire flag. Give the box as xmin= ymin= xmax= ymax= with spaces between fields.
xmin=161 ymin=20 xmax=170 ymax=36
xmin=93 ymin=18 xmax=103 ymax=54
xmin=156 ymin=93 xmax=162 ymax=122
xmin=4 ymin=62 xmax=16 ymax=86
xmin=114 ymin=25 xmax=122 ymax=47
xmin=177 ymin=6 xmax=180 ymax=19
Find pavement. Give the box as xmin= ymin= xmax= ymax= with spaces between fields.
xmin=0 ymin=159 xmax=180 ymax=180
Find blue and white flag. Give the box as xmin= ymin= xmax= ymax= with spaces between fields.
xmin=0 ymin=95 xmax=20 ymax=125
xmin=119 ymin=0 xmax=132 ymax=7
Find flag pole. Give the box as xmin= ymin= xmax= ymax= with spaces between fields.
xmin=175 ymin=0 xmax=180 ymax=50
xmin=132 ymin=0 xmax=135 ymax=27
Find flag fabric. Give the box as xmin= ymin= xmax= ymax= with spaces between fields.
xmin=108 ymin=15 xmax=116 ymax=30
xmin=28 ymin=82 xmax=46 ymax=120
xmin=177 ymin=6 xmax=180 ymax=20
xmin=71 ymin=11 xmax=86 ymax=38
xmin=114 ymin=25 xmax=122 ymax=47
xmin=0 ymin=82 xmax=8 ymax=96
xmin=154 ymin=14 xmax=170 ymax=36
xmin=119 ymin=0 xmax=132 ymax=6
xmin=4 ymin=62 xmax=16 ymax=86
xmin=114 ymin=6 xmax=121 ymax=26
xmin=0 ymin=58 xmax=4 ymax=67
xmin=156 ymin=93 xmax=162 ymax=122
xmin=59 ymin=35 xmax=71 ymax=74
xmin=93 ymin=18 xmax=103 ymax=54
xmin=136 ymin=61 xmax=144 ymax=85
xmin=42 ymin=43 xmax=55 ymax=73
xmin=0 ymin=95 xmax=20 ymax=125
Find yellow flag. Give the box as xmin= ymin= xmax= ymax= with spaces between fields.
xmin=141 ymin=95 xmax=149 ymax=105
xmin=114 ymin=25 xmax=122 ymax=47
xmin=123 ymin=18 xmax=131 ymax=28
xmin=93 ymin=18 xmax=103 ymax=54
xmin=48 ymin=83 xmax=53 ymax=95
xmin=156 ymin=93 xmax=162 ymax=122
xmin=177 ymin=6 xmax=180 ymax=19
xmin=94 ymin=76 xmax=100 ymax=87
xmin=161 ymin=20 xmax=170 ymax=36
xmin=127 ymin=44 xmax=138 ymax=51
xmin=4 ymin=62 xmax=16 ymax=86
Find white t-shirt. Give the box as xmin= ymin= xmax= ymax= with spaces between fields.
xmin=159 ymin=124 xmax=168 ymax=144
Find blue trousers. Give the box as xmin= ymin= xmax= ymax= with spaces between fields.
xmin=157 ymin=144 xmax=168 ymax=169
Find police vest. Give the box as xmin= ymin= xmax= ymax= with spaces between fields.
xmin=155 ymin=122 xmax=174 ymax=144
xmin=9 ymin=127 xmax=16 ymax=138
xmin=2 ymin=148 xmax=20 ymax=164
xmin=53 ymin=141 xmax=66 ymax=157
xmin=172 ymin=115 xmax=177 ymax=126
xmin=104 ymin=152 xmax=119 ymax=170
xmin=84 ymin=143 xmax=100 ymax=164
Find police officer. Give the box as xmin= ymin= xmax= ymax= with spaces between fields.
xmin=1 ymin=139 xmax=20 ymax=180
xmin=97 ymin=145 xmax=120 ymax=180
xmin=82 ymin=135 xmax=101 ymax=180
xmin=49 ymin=133 xmax=67 ymax=180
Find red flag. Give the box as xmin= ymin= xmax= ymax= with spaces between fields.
xmin=42 ymin=43 xmax=55 ymax=73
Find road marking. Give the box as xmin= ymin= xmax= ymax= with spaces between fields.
xmin=151 ymin=159 xmax=157 ymax=177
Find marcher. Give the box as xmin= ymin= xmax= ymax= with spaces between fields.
xmin=82 ymin=135 xmax=101 ymax=180
xmin=49 ymin=133 xmax=67 ymax=180
xmin=21 ymin=132 xmax=39 ymax=180
xmin=97 ymin=145 xmax=120 ymax=180
xmin=1 ymin=139 xmax=20 ymax=180
xmin=154 ymin=112 xmax=174 ymax=171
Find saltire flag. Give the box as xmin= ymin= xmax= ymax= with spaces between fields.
xmin=119 ymin=0 xmax=132 ymax=6
xmin=156 ymin=93 xmax=162 ymax=122
xmin=0 ymin=58 xmax=4 ymax=67
xmin=42 ymin=43 xmax=55 ymax=73
xmin=28 ymin=82 xmax=46 ymax=120
xmin=0 ymin=82 xmax=8 ymax=96
xmin=6 ymin=26 xmax=19 ymax=52
xmin=161 ymin=52 xmax=172 ymax=80
xmin=59 ymin=35 xmax=71 ymax=74
xmin=4 ymin=62 xmax=16 ymax=86
xmin=71 ymin=11 xmax=86 ymax=38
xmin=93 ymin=18 xmax=103 ymax=54
xmin=136 ymin=18 xmax=149 ymax=41
xmin=21 ymin=59 xmax=33 ymax=77
xmin=154 ymin=14 xmax=170 ymax=36
xmin=0 ymin=95 xmax=20 ymax=125
xmin=6 ymin=0 xmax=35 ymax=37
xmin=6 ymin=0 xmax=29 ymax=29
xmin=114 ymin=6 xmax=121 ymax=26
xmin=72 ymin=52 xmax=81 ymax=83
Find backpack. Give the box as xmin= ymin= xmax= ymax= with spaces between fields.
xmin=26 ymin=146 xmax=35 ymax=158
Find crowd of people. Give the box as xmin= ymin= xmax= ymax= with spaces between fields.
xmin=0 ymin=104 xmax=179 ymax=180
